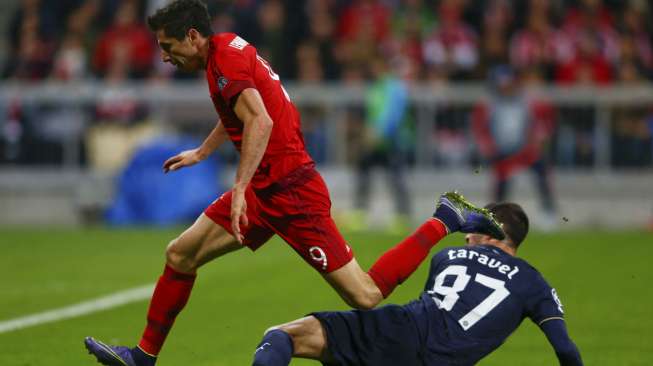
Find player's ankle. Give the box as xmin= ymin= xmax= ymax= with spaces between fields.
xmin=433 ymin=210 xmax=460 ymax=234
xmin=133 ymin=346 xmax=157 ymax=366
xmin=430 ymin=217 xmax=453 ymax=235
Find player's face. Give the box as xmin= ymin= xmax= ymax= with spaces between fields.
xmin=156 ymin=29 xmax=203 ymax=72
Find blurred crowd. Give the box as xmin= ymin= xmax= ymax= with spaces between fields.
xmin=2 ymin=0 xmax=652 ymax=229
xmin=1 ymin=0 xmax=652 ymax=171
xmin=3 ymin=0 xmax=653 ymax=85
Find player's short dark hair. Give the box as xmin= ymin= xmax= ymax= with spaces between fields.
xmin=485 ymin=202 xmax=529 ymax=248
xmin=147 ymin=0 xmax=212 ymax=40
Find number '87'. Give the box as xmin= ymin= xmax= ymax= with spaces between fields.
xmin=428 ymin=265 xmax=510 ymax=331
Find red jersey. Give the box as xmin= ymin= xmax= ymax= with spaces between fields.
xmin=205 ymin=33 xmax=313 ymax=189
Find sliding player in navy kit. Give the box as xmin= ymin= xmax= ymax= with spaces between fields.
xmin=251 ymin=201 xmax=583 ymax=365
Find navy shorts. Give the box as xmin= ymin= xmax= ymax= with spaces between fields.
xmin=312 ymin=305 xmax=425 ymax=366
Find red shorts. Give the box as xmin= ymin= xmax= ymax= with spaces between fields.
xmin=204 ymin=164 xmax=353 ymax=273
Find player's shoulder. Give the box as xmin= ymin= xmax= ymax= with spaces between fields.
xmin=214 ymin=33 xmax=255 ymax=55
xmin=511 ymin=255 xmax=538 ymax=273
xmin=510 ymin=256 xmax=555 ymax=292
xmin=210 ymin=33 xmax=257 ymax=74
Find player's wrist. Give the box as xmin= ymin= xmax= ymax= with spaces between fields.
xmin=195 ymin=147 xmax=210 ymax=161
xmin=232 ymin=181 xmax=248 ymax=193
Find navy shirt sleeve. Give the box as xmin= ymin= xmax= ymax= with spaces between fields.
xmin=525 ymin=273 xmax=565 ymax=325
xmin=540 ymin=319 xmax=583 ymax=365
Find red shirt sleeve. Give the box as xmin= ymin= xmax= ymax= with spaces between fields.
xmin=214 ymin=46 xmax=256 ymax=104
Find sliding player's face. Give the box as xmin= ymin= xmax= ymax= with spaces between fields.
xmin=156 ymin=29 xmax=203 ymax=72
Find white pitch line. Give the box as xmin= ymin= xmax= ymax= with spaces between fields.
xmin=0 ymin=284 xmax=154 ymax=334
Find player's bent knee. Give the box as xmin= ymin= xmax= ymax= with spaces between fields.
xmin=165 ymin=237 xmax=196 ymax=272
xmin=263 ymin=325 xmax=281 ymax=335
xmin=347 ymin=295 xmax=378 ymax=310
xmin=336 ymin=288 xmax=379 ymax=310
xmin=275 ymin=316 xmax=326 ymax=358
xmin=345 ymin=286 xmax=382 ymax=310
xmin=324 ymin=259 xmax=383 ymax=310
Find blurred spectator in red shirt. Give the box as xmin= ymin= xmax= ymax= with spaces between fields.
xmin=51 ymin=1 xmax=101 ymax=81
xmin=555 ymin=30 xmax=613 ymax=85
xmin=389 ymin=0 xmax=436 ymax=72
xmin=337 ymin=0 xmax=390 ymax=43
xmin=335 ymin=0 xmax=389 ymax=69
xmin=4 ymin=0 xmax=57 ymax=80
xmin=93 ymin=0 xmax=155 ymax=79
xmin=562 ymin=0 xmax=620 ymax=65
xmin=510 ymin=0 xmax=573 ymax=79
xmin=563 ymin=0 xmax=614 ymax=31
xmin=422 ymin=0 xmax=478 ymax=80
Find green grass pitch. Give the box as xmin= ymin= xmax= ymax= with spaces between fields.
xmin=1 ymin=227 xmax=651 ymax=365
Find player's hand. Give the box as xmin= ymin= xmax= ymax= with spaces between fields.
xmin=230 ymin=187 xmax=249 ymax=244
xmin=163 ymin=148 xmax=205 ymax=173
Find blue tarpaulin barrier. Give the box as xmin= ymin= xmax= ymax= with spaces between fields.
xmin=106 ymin=137 xmax=224 ymax=226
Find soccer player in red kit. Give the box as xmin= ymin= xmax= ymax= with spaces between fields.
xmin=84 ymin=1 xmax=503 ymax=365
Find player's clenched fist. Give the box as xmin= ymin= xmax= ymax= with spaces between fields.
xmin=230 ymin=188 xmax=249 ymax=244
xmin=163 ymin=148 xmax=206 ymax=173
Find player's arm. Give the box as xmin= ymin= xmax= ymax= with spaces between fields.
xmin=539 ymin=319 xmax=583 ymax=365
xmin=163 ymin=121 xmax=228 ymax=173
xmin=232 ymin=87 xmax=273 ymax=190
xmin=199 ymin=121 xmax=230 ymax=157
xmin=230 ymin=87 xmax=273 ymax=242
xmin=527 ymin=277 xmax=582 ymax=366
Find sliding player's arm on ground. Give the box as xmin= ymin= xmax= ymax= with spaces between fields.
xmin=163 ymin=121 xmax=228 ymax=173
xmin=526 ymin=275 xmax=582 ymax=366
xmin=230 ymin=88 xmax=274 ymax=242
xmin=539 ymin=319 xmax=583 ymax=366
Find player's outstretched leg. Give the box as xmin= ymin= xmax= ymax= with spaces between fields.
xmin=84 ymin=214 xmax=242 ymax=365
xmin=84 ymin=337 xmax=155 ymax=366
xmin=367 ymin=191 xmax=505 ymax=298
xmin=252 ymin=316 xmax=328 ymax=366
xmin=83 ymin=264 xmax=194 ymax=366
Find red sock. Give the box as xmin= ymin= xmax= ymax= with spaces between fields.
xmin=138 ymin=265 xmax=196 ymax=355
xmin=368 ymin=218 xmax=448 ymax=298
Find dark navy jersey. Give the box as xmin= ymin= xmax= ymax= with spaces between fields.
xmin=403 ymin=244 xmax=565 ymax=365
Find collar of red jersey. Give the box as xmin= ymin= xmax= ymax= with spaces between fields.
xmin=206 ymin=35 xmax=218 ymax=69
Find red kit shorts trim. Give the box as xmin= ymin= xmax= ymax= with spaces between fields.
xmin=204 ymin=164 xmax=353 ymax=273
